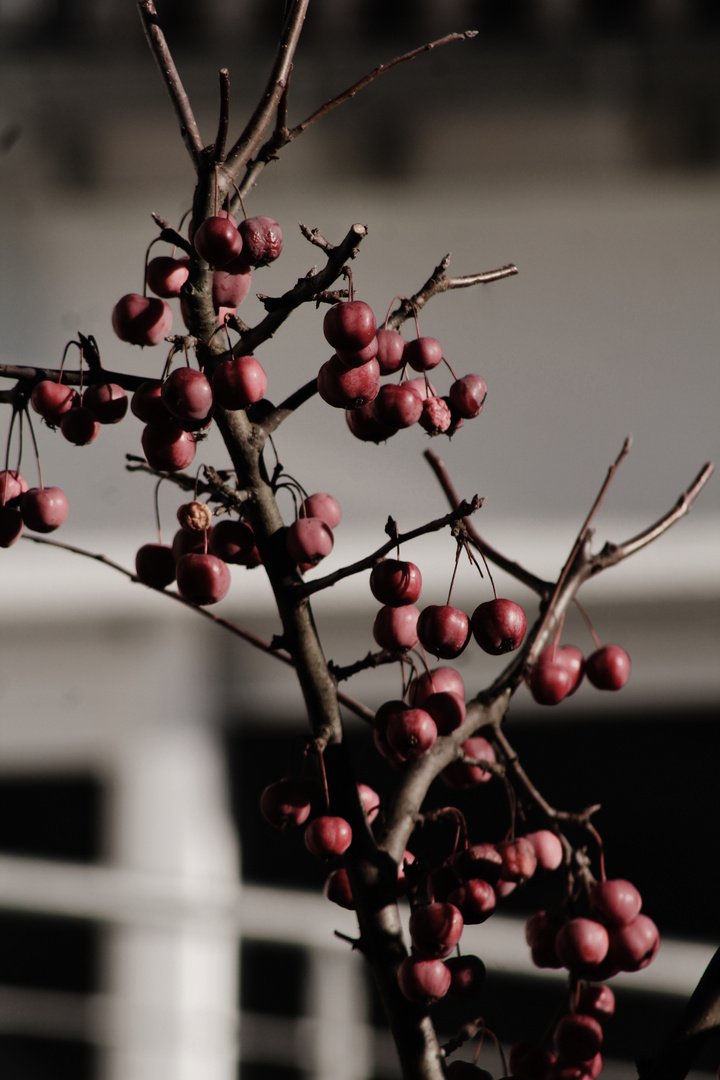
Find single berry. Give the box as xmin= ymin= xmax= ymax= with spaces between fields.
xmin=193 ymin=215 xmax=243 ymax=268
xmin=448 ymin=374 xmax=487 ymax=418
xmin=323 ymin=301 xmax=376 ymax=352
xmin=260 ymin=777 xmax=313 ymax=829
xmin=299 ymin=493 xmax=342 ymax=530
xmin=161 ymin=368 xmax=214 ymax=423
xmin=146 ymin=255 xmax=190 ymax=298
xmin=397 ymin=955 xmax=451 ymax=1005
xmin=404 ymin=337 xmax=443 ymax=371
xmin=20 ymin=487 xmax=69 ymax=533
xmin=212 ymin=356 xmax=267 ymax=409
xmin=369 ymin=559 xmax=422 ymax=606
xmin=112 ymin=293 xmax=172 ymax=346
xmin=585 ymin=644 xmax=631 ymax=690
xmin=409 ymin=901 xmax=464 ymax=958
xmin=304 ymin=815 xmax=352 ymax=858
xmin=83 ymin=383 xmax=128 ymax=424
xmin=286 ymin=517 xmax=334 ymax=566
xmin=416 ymin=604 xmax=471 ymax=659
xmin=471 ymin=598 xmax=527 ymax=654
xmin=175 ymin=552 xmax=231 ymax=605
xmin=440 ymin=736 xmax=495 ymax=787
xmin=386 ymin=707 xmax=437 ymax=760
xmin=141 ymin=421 xmax=196 ymax=472
xmin=317 ymin=355 xmax=380 ymax=409
xmin=238 ymin=215 xmax=283 ymax=266
xmin=372 ymin=605 xmax=420 ymax=651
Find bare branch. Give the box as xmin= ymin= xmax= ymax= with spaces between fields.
xmin=295 ymin=497 xmax=484 ymax=600
xmin=20 ymin=534 xmax=371 ymax=724
xmin=424 ymin=449 xmax=549 ymax=595
xmin=595 ymin=462 xmax=715 ymax=569
xmin=137 ymin=1 xmax=204 ymax=165
xmin=223 ymin=0 xmax=310 ymax=179
xmin=387 ymin=260 xmax=518 ymax=330
xmin=289 ymin=32 xmax=479 ymax=141
xmin=213 ymin=68 xmax=231 ymax=165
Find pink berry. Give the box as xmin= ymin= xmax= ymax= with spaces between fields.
xmin=554 ymin=1014 xmax=603 ymax=1063
xmin=317 ymin=355 xmax=380 ymax=409
xmin=440 ymin=737 xmax=495 ymax=787
xmin=141 ymin=421 xmax=196 ymax=473
xmin=135 ymin=543 xmax=176 ymax=589
xmin=20 ymin=487 xmax=69 ymax=533
xmin=194 ymin=215 xmax=243 ymax=268
xmin=387 ymin=707 xmax=437 ymax=760
xmin=323 ymin=300 xmax=376 ymax=352
xmin=585 ymin=645 xmax=631 ymax=690
xmin=373 ymin=383 xmax=423 ymax=429
xmin=304 ymin=815 xmax=352 ymax=858
xmin=419 ymin=396 xmax=452 ymax=435
xmin=324 ymin=868 xmax=355 ymax=909
xmin=577 ymin=984 xmax=615 ymax=1020
xmin=260 ymin=777 xmax=313 ymax=829
xmin=161 ymin=368 xmax=214 ymax=423
xmin=345 ymin=401 xmax=398 ymax=443
xmin=30 ymin=381 xmax=78 ymax=424
xmin=372 ymin=604 xmax=420 ymax=651
xmin=407 ymin=666 xmax=464 ymax=707
xmin=404 ymin=336 xmax=443 ymax=372
xmin=176 ymin=552 xmax=231 ymax=605
xmin=471 ymin=598 xmax=527 ymax=655
xmin=299 ymin=493 xmax=342 ymax=530
xmin=448 ymin=374 xmax=487 ymax=418
xmin=447 ymin=879 xmax=496 ymax=924
xmin=445 ymin=954 xmax=486 ymax=997
xmin=530 ymin=660 xmax=573 ymax=705
xmin=589 ymin=878 xmax=642 ymax=926
xmin=526 ymin=829 xmax=564 ymax=871
xmin=146 ymin=255 xmax=190 ymax=298
xmin=409 ymin=901 xmax=464 ymax=958
xmin=555 ymin=918 xmax=610 ymax=973
xmin=212 ymin=258 xmax=253 ymax=309
xmin=83 ymin=383 xmax=128 ymax=424
xmin=112 ymin=293 xmax=172 ymax=346
xmin=497 ymin=837 xmax=538 ymax=882
xmin=0 ymin=469 xmax=28 ymax=503
xmin=375 ymin=328 xmax=405 ymax=374
xmin=238 ymin=215 xmax=283 ymax=266
xmin=212 ymin=356 xmax=267 ymax=409
xmin=416 ymin=604 xmax=471 ymax=660
xmin=422 ymin=691 xmax=465 ymax=735
xmin=286 ymin=517 xmax=334 ymax=566
xmin=59 ymin=406 xmax=101 ymax=446
xmin=397 ymin=955 xmax=451 ymax=1005
xmin=369 ymin=559 xmax=422 ymax=606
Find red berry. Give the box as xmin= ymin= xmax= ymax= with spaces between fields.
xmin=589 ymin=878 xmax=642 ymax=926
xmin=193 ymin=215 xmax=243 ymax=268
xmin=416 ymin=604 xmax=470 ymax=659
xmin=373 ymin=383 xmax=423 ymax=428
xmin=448 ymin=374 xmax=487 ymax=418
xmin=317 ymin=355 xmax=380 ymax=409
xmin=286 ymin=517 xmax=334 ymax=566
xmin=212 ymin=356 xmax=267 ymax=409
xmin=209 ymin=519 xmax=259 ymax=566
xmin=0 ymin=469 xmax=28 ymax=503
xmin=82 ymin=383 xmax=128 ymax=424
xmin=407 ymin=666 xmax=464 ymax=707
xmin=369 ymin=559 xmax=422 ymax=606
xmin=577 ymin=984 xmax=615 ymax=1020
xmin=419 ymin=396 xmax=452 ymax=435
xmin=447 ymin=878 xmax=496 ymax=924
xmin=304 ymin=815 xmax=352 ymax=858
xmin=440 ymin=737 xmax=495 ymax=787
xmin=212 ymin=257 xmax=253 ymax=308
xmin=324 ymin=868 xmax=355 ymax=909
xmin=0 ymin=506 xmax=24 ymax=547
xmin=585 ymin=645 xmax=631 ymax=690
xmin=175 ymin=552 xmax=231 ymax=605
xmin=555 ymin=918 xmax=610 ymax=973
xmin=608 ymin=913 xmax=659 ymax=971
xmin=525 ymin=829 xmax=564 ymax=871
xmin=422 ymin=691 xmax=465 ymax=735
xmin=30 ymin=380 xmax=78 ymax=423
xmin=404 ymin=336 xmax=443 ymax=372
xmin=530 ymin=660 xmax=573 ymax=705
xmin=20 ymin=487 xmax=69 ymax=533
xmin=453 ymin=843 xmax=503 ymax=886
xmin=323 ymin=301 xmax=376 ymax=352
xmin=238 ymin=215 xmax=283 ymax=266
xmin=161 ymin=368 xmax=214 ymax=423
xmin=410 ymin=901 xmax=464 ymax=958
xmin=554 ymin=1014 xmax=603 ymax=1063
xmin=345 ymin=401 xmax=398 ymax=443
xmin=335 ymin=337 xmax=379 ymax=369
xmin=141 ymin=421 xmax=196 ymax=473
xmin=445 ymin=954 xmax=486 ymax=997
xmin=397 ymin=955 xmax=451 ymax=1005
xmin=387 ymin=707 xmax=437 ymax=760
xmin=497 ymin=836 xmax=538 ymax=882
xmin=146 ymin=255 xmax=189 ymax=298
xmin=299 ymin=493 xmax=342 ymax=530
xmin=375 ymin=328 xmax=405 ymax=374
xmin=60 ymin=406 xmax=101 ymax=446
xmin=131 ymin=380 xmax=167 ymax=424
xmin=372 ymin=604 xmax=420 ymax=651
xmin=112 ymin=293 xmax=172 ymax=345
xmin=538 ymin=643 xmax=585 ymax=695
xmin=135 ymin=543 xmax=176 ymax=589
xmin=471 ymin=598 xmax=527 ymax=654
xmin=260 ymin=777 xmax=313 ymax=829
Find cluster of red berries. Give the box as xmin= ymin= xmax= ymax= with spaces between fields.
xmin=370 ymin=554 xmax=528 ymax=666
xmin=509 ymin=984 xmax=616 ymax=1080
xmin=30 ymin=377 xmax=128 ymax=448
xmin=526 ymin=878 xmax=659 ymax=983
xmin=284 ymin=492 xmax=342 ymax=571
xmin=316 ymin=299 xmax=487 ymax=443
xmin=135 ymin=500 xmax=261 ymax=605
xmin=396 ymin=829 xmax=562 ymax=1008
xmin=528 ymin=643 xmax=631 ymax=705
xmin=0 ymin=468 xmax=69 ymax=546
xmin=112 ymin=212 xmax=282 ymax=346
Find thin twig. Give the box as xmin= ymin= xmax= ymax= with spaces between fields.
xmin=295 ymin=497 xmax=483 ymax=600
xmin=20 ymin=533 xmax=371 ymax=723
xmin=137 ymin=1 xmax=204 ymax=165
xmin=424 ymin=449 xmax=549 ymax=595
xmin=387 ymin=259 xmax=518 ymax=331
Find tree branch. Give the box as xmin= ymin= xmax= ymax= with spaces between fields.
xmin=424 ymin=449 xmax=549 ymax=595
xmin=387 ymin=258 xmax=518 ymax=331
xmin=223 ymin=0 xmax=310 ymax=179
xmin=294 ymin=497 xmax=483 ymax=599
xmin=137 ymin=1 xmax=204 ymax=165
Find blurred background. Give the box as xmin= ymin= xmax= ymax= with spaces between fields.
xmin=0 ymin=2 xmax=718 ymax=1079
